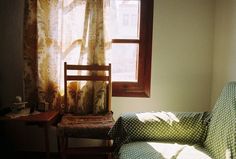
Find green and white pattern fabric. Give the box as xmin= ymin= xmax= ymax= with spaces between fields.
xmin=109 ymin=111 xmax=210 ymax=151
xmin=119 ymin=142 xmax=212 ymax=159
xmin=109 ymin=82 xmax=236 ymax=159
xmin=204 ymin=82 xmax=236 ymax=159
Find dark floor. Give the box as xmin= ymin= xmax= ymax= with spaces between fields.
xmin=3 ymin=151 xmax=112 ymax=159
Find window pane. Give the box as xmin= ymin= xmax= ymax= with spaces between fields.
xmin=61 ymin=1 xmax=85 ymax=52
xmin=109 ymin=0 xmax=140 ymax=39
xmin=106 ymin=44 xmax=139 ymax=82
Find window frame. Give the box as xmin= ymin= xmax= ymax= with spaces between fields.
xmin=111 ymin=0 xmax=154 ymax=97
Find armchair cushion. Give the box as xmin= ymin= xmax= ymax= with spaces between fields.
xmin=109 ymin=111 xmax=210 ymax=148
xmin=118 ymin=142 xmax=212 ymax=159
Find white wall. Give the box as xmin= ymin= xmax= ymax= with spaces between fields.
xmin=112 ymin=0 xmax=214 ymax=119
xmin=211 ymin=0 xmax=236 ymax=106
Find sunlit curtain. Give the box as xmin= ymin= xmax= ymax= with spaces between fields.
xmin=23 ymin=0 xmax=111 ymax=114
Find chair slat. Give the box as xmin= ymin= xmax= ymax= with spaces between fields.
xmin=66 ymin=75 xmax=109 ymax=81
xmin=66 ymin=64 xmax=110 ymax=71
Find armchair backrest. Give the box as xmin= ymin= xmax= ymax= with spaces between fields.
xmin=204 ymin=82 xmax=236 ymax=159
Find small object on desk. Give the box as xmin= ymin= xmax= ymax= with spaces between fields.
xmin=30 ymin=104 xmax=35 ymax=113
xmin=11 ymin=102 xmax=27 ymax=113
xmin=15 ymin=96 xmax=22 ymax=103
xmin=38 ymin=102 xmax=49 ymax=112
xmin=5 ymin=108 xmax=40 ymax=119
xmin=10 ymin=96 xmax=27 ymax=113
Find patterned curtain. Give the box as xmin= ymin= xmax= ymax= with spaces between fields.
xmin=23 ymin=0 xmax=111 ymax=114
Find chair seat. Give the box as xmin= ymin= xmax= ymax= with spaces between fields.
xmin=58 ymin=112 xmax=114 ymax=139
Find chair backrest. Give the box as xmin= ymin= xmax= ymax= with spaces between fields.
xmin=64 ymin=62 xmax=112 ymax=114
xmin=204 ymin=82 xmax=236 ymax=159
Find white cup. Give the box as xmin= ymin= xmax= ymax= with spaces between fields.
xmin=16 ymin=96 xmax=22 ymax=103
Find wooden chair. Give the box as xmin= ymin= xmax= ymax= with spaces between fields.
xmin=57 ymin=62 xmax=114 ymax=159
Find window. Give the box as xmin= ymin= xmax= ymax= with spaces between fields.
xmin=61 ymin=0 xmax=154 ymax=97
xmin=108 ymin=0 xmax=154 ymax=97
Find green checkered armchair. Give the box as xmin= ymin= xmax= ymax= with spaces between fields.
xmin=109 ymin=82 xmax=236 ymax=159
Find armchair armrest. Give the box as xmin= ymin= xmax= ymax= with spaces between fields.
xmin=109 ymin=111 xmax=211 ymax=148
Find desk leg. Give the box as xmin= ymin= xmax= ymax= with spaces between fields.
xmin=44 ymin=123 xmax=50 ymax=159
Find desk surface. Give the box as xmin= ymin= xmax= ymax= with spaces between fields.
xmin=0 ymin=110 xmax=59 ymax=123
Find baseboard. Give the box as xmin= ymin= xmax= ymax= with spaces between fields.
xmin=3 ymin=150 xmax=111 ymax=159
xmin=2 ymin=150 xmax=59 ymax=158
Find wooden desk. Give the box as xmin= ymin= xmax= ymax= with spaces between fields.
xmin=0 ymin=110 xmax=59 ymax=159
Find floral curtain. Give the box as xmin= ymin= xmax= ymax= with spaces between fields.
xmin=23 ymin=0 xmax=111 ymax=114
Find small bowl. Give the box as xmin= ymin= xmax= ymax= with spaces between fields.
xmin=11 ymin=102 xmax=27 ymax=112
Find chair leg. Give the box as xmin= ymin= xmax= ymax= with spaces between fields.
xmin=106 ymin=139 xmax=113 ymax=159
xmin=58 ymin=136 xmax=66 ymax=159
xmin=57 ymin=136 xmax=60 ymax=155
xmin=65 ymin=137 xmax=68 ymax=149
